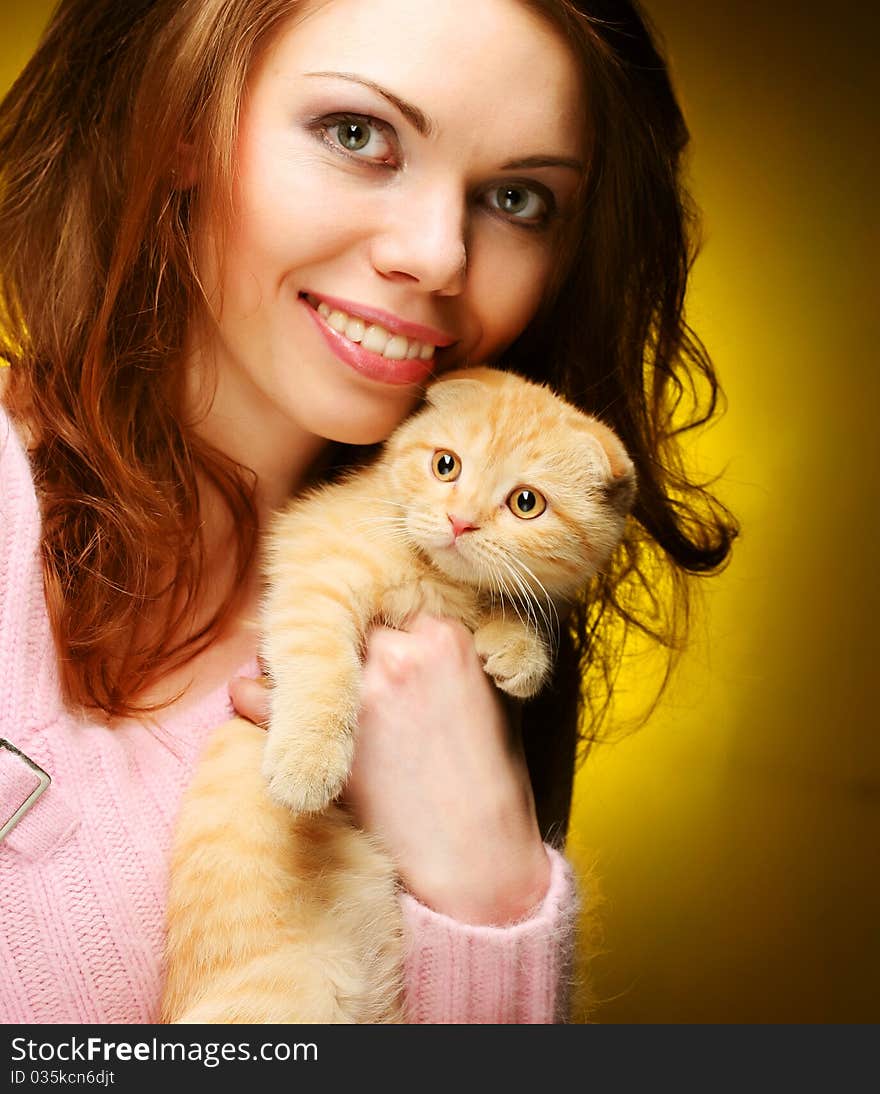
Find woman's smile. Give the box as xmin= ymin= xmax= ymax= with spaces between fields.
xmin=300 ymin=291 xmax=442 ymax=386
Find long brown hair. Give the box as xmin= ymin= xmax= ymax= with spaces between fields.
xmin=0 ymin=0 xmax=737 ymax=837
xmin=0 ymin=0 xmax=294 ymax=713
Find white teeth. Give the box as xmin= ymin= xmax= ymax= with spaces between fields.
xmin=384 ymin=335 xmax=409 ymax=360
xmin=304 ymin=295 xmax=440 ymax=360
xmin=361 ymin=324 xmax=390 ymax=354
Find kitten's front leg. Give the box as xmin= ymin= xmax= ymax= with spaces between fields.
xmin=263 ymin=607 xmax=362 ymax=814
xmin=474 ymin=617 xmax=551 ymax=700
xmin=261 ymin=524 xmax=377 ymax=813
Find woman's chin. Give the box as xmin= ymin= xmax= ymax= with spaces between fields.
xmin=300 ymin=386 xmax=424 ymax=447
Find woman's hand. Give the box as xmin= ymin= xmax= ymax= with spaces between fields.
xmin=229 ymin=613 xmax=551 ymax=926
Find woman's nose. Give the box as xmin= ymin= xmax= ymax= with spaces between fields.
xmin=370 ymin=184 xmax=468 ymax=296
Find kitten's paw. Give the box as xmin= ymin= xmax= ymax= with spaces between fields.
xmin=474 ymin=620 xmax=550 ymax=700
xmin=262 ymin=719 xmax=355 ymax=814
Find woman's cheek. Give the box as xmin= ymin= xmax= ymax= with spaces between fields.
xmin=466 ymin=240 xmax=554 ymax=359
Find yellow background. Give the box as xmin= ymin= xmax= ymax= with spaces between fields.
xmin=3 ymin=1 xmax=877 ymax=1022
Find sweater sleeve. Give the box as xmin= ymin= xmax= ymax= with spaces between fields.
xmin=0 ymin=403 xmax=63 ymax=732
xmin=399 ymin=844 xmax=577 ymax=1024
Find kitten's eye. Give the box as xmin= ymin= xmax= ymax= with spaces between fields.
xmin=507 ymin=487 xmax=546 ymax=519
xmin=432 ymin=450 xmax=461 ymax=481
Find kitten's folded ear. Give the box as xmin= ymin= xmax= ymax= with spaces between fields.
xmin=604 ymin=458 xmax=637 ymax=516
xmin=423 ymin=370 xmax=491 ymax=412
xmin=582 ymin=417 xmax=637 ymax=516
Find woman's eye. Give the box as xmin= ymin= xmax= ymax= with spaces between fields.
xmin=507 ymin=487 xmax=546 ymax=519
xmin=432 ymin=450 xmax=461 ymax=481
xmin=486 ymin=184 xmax=553 ymax=227
xmin=320 ymin=114 xmax=396 ymax=165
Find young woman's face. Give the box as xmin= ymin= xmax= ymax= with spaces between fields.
xmin=194 ymin=0 xmax=586 ymax=445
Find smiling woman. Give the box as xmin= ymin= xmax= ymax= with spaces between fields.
xmin=0 ymin=0 xmax=736 ymax=1024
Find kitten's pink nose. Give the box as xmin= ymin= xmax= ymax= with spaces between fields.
xmin=448 ymin=514 xmax=478 ymax=540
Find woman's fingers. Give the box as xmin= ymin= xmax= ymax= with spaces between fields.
xmin=345 ymin=613 xmax=549 ymax=924
xmin=229 ymin=674 xmax=271 ymax=729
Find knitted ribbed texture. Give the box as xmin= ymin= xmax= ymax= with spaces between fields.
xmin=401 ymin=846 xmax=577 ymax=1023
xmin=0 ymin=406 xmax=576 ymax=1023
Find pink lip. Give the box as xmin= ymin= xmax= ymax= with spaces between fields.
xmin=303 ymin=291 xmax=457 ymax=348
xmin=301 ymin=297 xmax=438 ymax=386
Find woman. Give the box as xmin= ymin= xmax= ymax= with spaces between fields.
xmin=0 ymin=0 xmax=736 ymax=1022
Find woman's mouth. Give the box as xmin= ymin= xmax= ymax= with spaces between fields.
xmin=299 ymin=292 xmax=444 ymax=386
xmin=304 ymin=293 xmax=438 ymax=361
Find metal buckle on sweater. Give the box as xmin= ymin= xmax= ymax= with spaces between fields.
xmin=0 ymin=739 xmax=52 ymax=843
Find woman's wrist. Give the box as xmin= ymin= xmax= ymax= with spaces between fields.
xmin=404 ymin=838 xmax=552 ymax=927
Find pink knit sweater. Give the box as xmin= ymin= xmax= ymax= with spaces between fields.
xmin=0 ymin=405 xmax=577 ymax=1024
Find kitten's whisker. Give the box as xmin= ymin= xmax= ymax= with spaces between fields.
xmin=491 ymin=556 xmax=531 ymax=633
xmin=350 ymin=515 xmax=407 ymax=532
xmin=484 ymin=559 xmax=502 ymax=622
xmin=519 ymin=575 xmax=557 ymax=658
xmin=502 ymin=558 xmax=542 ymax=639
xmin=364 ymin=498 xmax=414 ymax=521
xmin=470 ymin=543 xmax=509 ymax=625
xmin=489 ymin=546 xmax=539 ymax=634
xmin=492 ymin=543 xmax=558 ymax=644
xmin=488 ymin=560 xmax=506 ymax=625
xmin=473 ymin=553 xmax=486 ymax=600
xmin=350 ymin=506 xmax=408 ymax=524
xmin=349 ymin=515 xmax=412 ymax=545
xmin=506 ymin=554 xmax=560 ymax=648
xmin=482 ymin=553 xmax=517 ymax=625
xmin=495 ymin=552 xmax=559 ymax=662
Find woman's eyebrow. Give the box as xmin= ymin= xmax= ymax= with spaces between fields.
xmin=303 ymin=71 xmax=585 ymax=174
xmin=304 ymin=71 xmax=436 ymax=137
xmin=500 ymin=154 xmax=585 ymax=173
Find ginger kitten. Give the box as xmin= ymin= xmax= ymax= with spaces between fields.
xmin=162 ymin=367 xmax=635 ymax=1023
